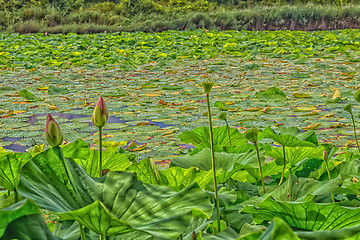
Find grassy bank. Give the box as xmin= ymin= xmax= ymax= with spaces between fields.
xmin=1 ymin=1 xmax=360 ymax=33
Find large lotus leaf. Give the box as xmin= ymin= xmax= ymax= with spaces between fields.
xmin=56 ymin=171 xmax=212 ymax=239
xmin=229 ymin=160 xmax=283 ymax=184
xmin=259 ymin=217 xmax=300 ymax=240
xmin=0 ymin=199 xmax=39 ymax=237
xmin=190 ymin=141 xmax=254 ymax=156
xmin=18 ymin=147 xmax=94 ymax=212
xmin=0 ymin=152 xmax=31 ymax=191
xmin=242 ymin=197 xmax=360 ymax=231
xmin=74 ymin=149 xmax=130 ymax=177
xmin=62 ymin=138 xmax=90 ymax=160
xmin=171 ymin=148 xmax=259 ymax=171
xmin=1 ymin=214 xmax=61 ymax=240
xmin=160 ymin=166 xmax=213 ymax=191
xmin=259 ymin=127 xmax=318 ymax=147
xmin=53 ymin=221 xmax=80 ymax=240
xmin=127 ymin=158 xmax=164 ymax=185
xmin=18 ymin=148 xmax=212 ymax=239
xmin=63 ymin=139 xmax=130 ymax=178
xmin=265 ymin=146 xmax=323 ymax=166
xmin=264 ymin=175 xmax=341 ymax=202
xmin=179 ymin=126 xmax=247 ymax=147
xmin=295 ymin=222 xmax=360 ymax=240
xmin=128 ymin=158 xmax=213 ymax=190
xmin=255 ymin=87 xmax=287 ymax=101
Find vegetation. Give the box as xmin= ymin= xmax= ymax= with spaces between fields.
xmin=2 ymin=86 xmax=360 ymax=239
xmin=0 ymin=0 xmax=360 ymax=33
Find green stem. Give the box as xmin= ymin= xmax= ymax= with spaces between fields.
xmin=225 ymin=119 xmax=232 ymax=146
xmin=350 ymin=112 xmax=360 ymax=154
xmin=79 ymin=223 xmax=86 ymax=240
xmin=99 ymin=127 xmax=103 ymax=177
xmin=279 ymin=146 xmax=286 ymax=185
xmin=59 ymin=147 xmax=76 ymax=188
xmin=254 ymin=143 xmax=265 ymax=193
xmin=14 ymin=189 xmax=19 ymax=202
xmin=206 ymin=93 xmax=221 ymax=234
xmin=100 ymin=234 xmax=104 ymax=240
xmin=325 ymin=159 xmax=335 ymax=203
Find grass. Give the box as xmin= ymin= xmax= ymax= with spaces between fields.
xmin=2 ymin=3 xmax=360 ymax=33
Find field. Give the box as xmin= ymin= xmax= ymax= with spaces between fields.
xmin=1 ymin=29 xmax=360 ymax=160
xmin=2 ymin=29 xmax=360 ymax=239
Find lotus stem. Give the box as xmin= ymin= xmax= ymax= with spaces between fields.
xmin=6 ymin=154 xmax=19 ymax=202
xmin=59 ymin=147 xmax=76 ymax=188
xmin=14 ymin=189 xmax=19 ymax=203
xmin=79 ymin=223 xmax=86 ymax=240
xmin=279 ymin=146 xmax=286 ymax=185
xmin=350 ymin=112 xmax=360 ymax=154
xmin=225 ymin=119 xmax=232 ymax=146
xmin=99 ymin=127 xmax=103 ymax=177
xmin=100 ymin=235 xmax=104 ymax=240
xmin=206 ymin=93 xmax=221 ymax=234
xmin=324 ymin=158 xmax=335 ymax=203
xmin=254 ymin=143 xmax=265 ymax=193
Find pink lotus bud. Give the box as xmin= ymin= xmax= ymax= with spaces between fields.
xmin=45 ymin=114 xmax=63 ymax=147
xmin=92 ymin=96 xmax=109 ymax=128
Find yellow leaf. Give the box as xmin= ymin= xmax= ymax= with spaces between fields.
xmin=245 ymin=107 xmax=262 ymax=112
xmin=293 ymin=92 xmax=311 ymax=98
xmin=145 ymin=93 xmax=161 ymax=97
xmin=37 ymin=87 xmax=49 ymax=90
xmin=302 ymin=123 xmax=321 ymax=130
xmin=294 ymin=106 xmax=317 ymax=111
xmin=332 ymin=90 xmax=341 ymax=100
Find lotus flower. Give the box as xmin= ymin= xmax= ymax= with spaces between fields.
xmin=92 ymin=96 xmax=109 ymax=128
xmin=45 ymin=114 xmax=63 ymax=147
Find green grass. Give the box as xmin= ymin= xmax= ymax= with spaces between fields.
xmin=1 ymin=2 xmax=360 ymax=33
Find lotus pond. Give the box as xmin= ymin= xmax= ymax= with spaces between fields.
xmin=1 ymin=29 xmax=360 ymax=239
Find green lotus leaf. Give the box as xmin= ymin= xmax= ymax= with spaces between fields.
xmin=265 ymin=145 xmax=323 ymax=166
xmin=171 ymin=148 xmax=259 ymax=171
xmin=0 ymin=152 xmax=31 ymax=191
xmin=259 ymin=217 xmax=300 ymax=240
xmin=295 ymin=222 xmax=360 ymax=240
xmin=190 ymin=141 xmax=253 ymax=156
xmin=0 ymin=199 xmax=42 ymax=238
xmin=1 ymin=214 xmax=61 ymax=240
xmin=255 ymin=87 xmax=287 ymax=101
xmin=18 ymin=89 xmax=43 ymax=102
xmin=179 ymin=126 xmax=247 ymax=147
xmin=63 ymin=139 xmax=131 ymax=177
xmin=56 ymin=171 xmax=212 ymax=238
xmin=18 ymin=148 xmax=212 ymax=238
xmin=242 ymin=197 xmax=360 ymax=231
xmin=259 ymin=126 xmax=318 ymax=147
xmin=264 ymin=175 xmax=341 ymax=202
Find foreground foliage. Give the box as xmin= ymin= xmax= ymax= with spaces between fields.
xmin=2 ymin=88 xmax=360 ymax=239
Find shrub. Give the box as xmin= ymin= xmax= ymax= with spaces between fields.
xmin=15 ymin=20 xmax=41 ymax=33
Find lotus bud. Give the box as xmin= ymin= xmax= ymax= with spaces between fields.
xmin=201 ymin=82 xmax=214 ymax=95
xmin=344 ymin=104 xmax=353 ymax=113
xmin=244 ymin=128 xmax=259 ymax=144
xmin=45 ymin=114 xmax=63 ymax=147
xmin=92 ymin=96 xmax=109 ymax=128
xmin=323 ymin=150 xmax=329 ymax=161
xmin=219 ymin=112 xmax=227 ymax=121
xmin=355 ymin=90 xmax=360 ymax=102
